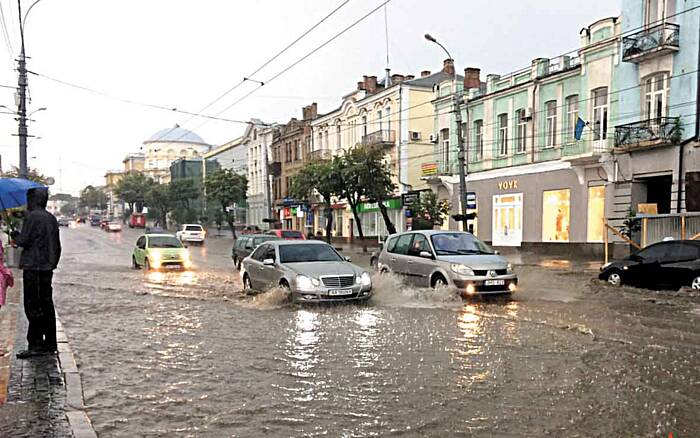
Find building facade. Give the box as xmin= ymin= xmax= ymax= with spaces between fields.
xmin=203 ymin=136 xmax=248 ymax=225
xmin=271 ymin=104 xmax=317 ymax=232
xmin=142 ymin=125 xmax=210 ymax=183
xmin=246 ymin=120 xmax=280 ymax=227
xmin=309 ymin=63 xmax=459 ymax=238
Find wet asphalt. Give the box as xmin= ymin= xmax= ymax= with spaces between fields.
xmin=52 ymin=224 xmax=700 ymax=437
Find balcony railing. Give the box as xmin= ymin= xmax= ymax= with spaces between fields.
xmin=361 ymin=130 xmax=396 ymax=148
xmin=622 ymin=22 xmax=680 ymax=63
xmin=614 ymin=117 xmax=680 ymax=149
xmin=307 ymin=149 xmax=332 ymax=161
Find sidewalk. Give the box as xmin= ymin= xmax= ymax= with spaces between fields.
xmin=0 ymin=275 xmax=96 ymax=438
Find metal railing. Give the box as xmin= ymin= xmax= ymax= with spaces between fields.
xmin=614 ymin=117 xmax=679 ymax=148
xmin=361 ymin=130 xmax=396 ymax=147
xmin=622 ymin=22 xmax=680 ymax=62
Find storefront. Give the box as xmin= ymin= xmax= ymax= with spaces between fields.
xmin=352 ymin=198 xmax=404 ymax=238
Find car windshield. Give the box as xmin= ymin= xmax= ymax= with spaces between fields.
xmin=430 ymin=233 xmax=494 ymax=255
xmin=149 ymin=236 xmax=183 ymax=248
xmin=185 ymin=225 xmax=202 ymax=231
xmin=279 ymin=244 xmax=343 ymax=263
xmin=253 ymin=236 xmax=278 ymax=246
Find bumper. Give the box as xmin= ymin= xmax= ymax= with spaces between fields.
xmin=453 ymin=275 xmax=518 ymax=295
xmin=293 ymin=286 xmax=372 ymax=303
xmin=180 ymin=235 xmax=205 ymax=242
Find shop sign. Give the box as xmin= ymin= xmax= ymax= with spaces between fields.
xmin=358 ymin=198 xmax=402 ymax=213
xmin=401 ymin=191 xmax=421 ymax=207
xmin=421 ymin=162 xmax=438 ymax=177
xmin=466 ymin=192 xmax=477 ymax=209
xmin=498 ymin=179 xmax=518 ymax=190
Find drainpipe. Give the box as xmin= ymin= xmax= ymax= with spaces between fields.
xmin=677 ymin=17 xmax=700 ymax=213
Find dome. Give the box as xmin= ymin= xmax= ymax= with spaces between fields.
xmin=145 ymin=125 xmax=207 ymax=145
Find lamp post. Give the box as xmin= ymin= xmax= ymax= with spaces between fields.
xmin=17 ymin=0 xmax=45 ymax=179
xmin=425 ymin=33 xmax=468 ymax=232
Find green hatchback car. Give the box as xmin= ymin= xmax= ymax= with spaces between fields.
xmin=132 ymin=234 xmax=192 ymax=271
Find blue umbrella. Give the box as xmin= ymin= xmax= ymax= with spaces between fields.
xmin=0 ymin=178 xmax=47 ymax=212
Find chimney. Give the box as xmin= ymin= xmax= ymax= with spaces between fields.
xmin=421 ymin=70 xmax=431 ymax=77
xmin=302 ymin=103 xmax=318 ymax=121
xmin=442 ymin=59 xmax=455 ymax=76
xmin=463 ymin=67 xmax=481 ymax=90
xmin=391 ymin=74 xmax=405 ymax=84
xmin=357 ymin=81 xmax=365 ymax=91
xmin=364 ymin=75 xmax=378 ymax=93
xmin=405 ymin=75 xmax=415 ymax=80
xmin=385 ymin=68 xmax=392 ymax=88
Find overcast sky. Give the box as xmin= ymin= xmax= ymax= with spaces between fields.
xmin=0 ymin=0 xmax=621 ymax=195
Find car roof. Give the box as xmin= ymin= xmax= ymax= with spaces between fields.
xmin=244 ymin=234 xmax=280 ymax=238
xmin=144 ymin=233 xmax=178 ymax=238
xmin=183 ymin=224 xmax=203 ymax=227
xmin=649 ymin=239 xmax=700 ymax=246
xmin=266 ymin=240 xmax=327 ymax=246
xmin=388 ymin=230 xmax=472 ymax=237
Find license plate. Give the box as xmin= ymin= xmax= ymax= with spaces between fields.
xmin=165 ymin=264 xmax=180 ymax=270
xmin=484 ymin=280 xmax=505 ymax=286
xmin=328 ymin=289 xmax=353 ymax=296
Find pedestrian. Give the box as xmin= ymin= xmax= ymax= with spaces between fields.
xmin=0 ymin=244 xmax=15 ymax=357
xmin=12 ymin=188 xmax=61 ymax=359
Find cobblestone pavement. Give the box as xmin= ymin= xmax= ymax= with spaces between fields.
xmin=0 ymin=282 xmax=73 ymax=438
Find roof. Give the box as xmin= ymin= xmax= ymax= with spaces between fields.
xmin=268 ymin=240 xmax=327 ymax=246
xmin=145 ymin=126 xmax=208 ymax=145
xmin=405 ymin=70 xmax=464 ymax=88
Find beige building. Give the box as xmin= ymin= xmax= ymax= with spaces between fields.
xmin=142 ymin=125 xmax=210 ymax=183
xmin=309 ymin=62 xmax=460 ymax=238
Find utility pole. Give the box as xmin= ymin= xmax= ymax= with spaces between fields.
xmin=425 ymin=34 xmax=468 ymax=231
xmin=17 ymin=0 xmax=28 ymax=179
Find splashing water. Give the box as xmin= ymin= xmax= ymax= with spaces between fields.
xmin=369 ymin=272 xmax=463 ymax=308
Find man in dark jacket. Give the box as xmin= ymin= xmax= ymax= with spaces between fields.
xmin=12 ymin=188 xmax=61 ymax=358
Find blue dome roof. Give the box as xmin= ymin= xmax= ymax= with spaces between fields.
xmin=146 ymin=126 xmax=207 ymax=145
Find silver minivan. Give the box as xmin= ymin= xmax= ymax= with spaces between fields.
xmin=376 ymin=230 xmax=517 ymax=296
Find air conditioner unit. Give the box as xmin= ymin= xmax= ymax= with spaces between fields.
xmin=410 ymin=131 xmax=422 ymax=141
xmin=522 ymin=107 xmax=533 ymax=120
xmin=429 ymin=133 xmax=439 ymax=144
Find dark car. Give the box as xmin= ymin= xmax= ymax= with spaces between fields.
xmin=599 ymin=240 xmax=700 ymax=290
xmin=57 ymin=217 xmax=71 ymax=227
xmin=90 ymin=216 xmax=101 ymax=226
xmin=232 ymin=234 xmax=281 ymax=270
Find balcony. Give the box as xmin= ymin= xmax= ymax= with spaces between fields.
xmin=307 ymin=149 xmax=332 ymax=162
xmin=361 ymin=130 xmax=396 ymax=148
xmin=614 ymin=117 xmax=680 ymax=150
xmin=622 ymin=22 xmax=680 ymax=63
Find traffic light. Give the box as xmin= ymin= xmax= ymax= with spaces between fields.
xmin=451 ymin=212 xmax=477 ymax=222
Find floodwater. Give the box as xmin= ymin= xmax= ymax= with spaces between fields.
xmin=54 ymin=226 xmax=700 ymax=437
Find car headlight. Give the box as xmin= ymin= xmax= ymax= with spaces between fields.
xmin=451 ymin=264 xmax=474 ymax=276
xmin=507 ymin=262 xmax=513 ymax=274
xmin=151 ymin=252 xmax=161 ymax=263
xmin=296 ymin=275 xmax=320 ymax=291
xmin=360 ymin=272 xmax=372 ymax=287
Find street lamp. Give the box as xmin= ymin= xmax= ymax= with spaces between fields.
xmin=425 ymin=33 xmax=468 ymax=232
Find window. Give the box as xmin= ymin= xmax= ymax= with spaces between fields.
xmin=386 ymin=236 xmax=399 ymax=252
xmin=592 ymin=88 xmax=608 ymax=141
xmin=542 ymin=189 xmax=570 ymax=242
xmin=667 ymin=243 xmax=699 ymax=262
xmin=545 ymin=101 xmax=557 ymax=148
xmin=279 ymin=243 xmax=343 ymax=263
xmin=645 ymin=0 xmax=675 ymax=26
xmin=378 ymin=110 xmax=383 ymax=131
xmin=565 ymin=95 xmax=579 ymax=142
xmin=440 ymin=128 xmax=450 ymax=170
xmin=407 ymin=234 xmax=431 ymax=257
xmin=336 ymin=125 xmax=341 ymax=152
xmin=294 ymin=140 xmax=301 ymax=161
xmin=392 ymin=234 xmax=413 ymax=255
xmin=473 ymin=120 xmax=483 ymax=158
xmin=325 ymin=131 xmax=329 ymax=150
xmin=515 ymin=109 xmax=527 ymax=153
xmin=587 ymin=186 xmax=605 ymax=242
xmin=263 ymin=246 xmax=276 ymax=262
xmin=637 ymin=243 xmax=668 ymax=261
xmin=385 ymin=107 xmax=391 ymax=131
xmin=644 ymin=73 xmax=667 ymax=121
xmin=431 ymin=233 xmax=493 ymax=255
xmin=498 ymin=113 xmax=508 ymax=156
xmin=361 ymin=115 xmax=368 ymax=138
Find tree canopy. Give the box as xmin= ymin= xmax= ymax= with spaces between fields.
xmin=410 ymin=191 xmax=451 ymax=230
xmin=114 ymin=172 xmax=152 ymax=212
xmin=204 ymin=169 xmax=247 ymax=238
xmin=289 ymin=159 xmax=343 ymax=242
xmin=79 ymin=185 xmax=108 ymax=211
xmin=2 ymin=166 xmax=51 ymax=185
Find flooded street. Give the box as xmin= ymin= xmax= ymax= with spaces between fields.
xmin=54 ymin=225 xmax=700 ymax=437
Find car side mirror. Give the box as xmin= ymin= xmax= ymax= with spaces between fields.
xmin=419 ymin=251 xmax=433 ymax=259
xmin=494 ymin=250 xmax=500 ymax=255
xmin=344 ymin=256 xmax=352 ymax=262
xmin=263 ymin=258 xmax=275 ymax=266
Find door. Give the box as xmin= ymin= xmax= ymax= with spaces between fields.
xmin=627 ymin=243 xmax=668 ymax=287
xmin=258 ymin=245 xmax=279 ymax=289
xmin=248 ymin=245 xmax=269 ymax=290
xmin=658 ymin=242 xmax=698 ymax=288
xmin=388 ymin=234 xmax=413 ymax=277
xmin=405 ymin=233 xmax=434 ymax=287
xmin=135 ymin=237 xmax=146 ymax=265
xmin=492 ymin=193 xmax=523 ymax=247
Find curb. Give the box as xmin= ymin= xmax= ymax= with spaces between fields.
xmin=56 ymin=316 xmax=98 ymax=438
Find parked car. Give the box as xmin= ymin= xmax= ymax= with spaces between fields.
xmin=266 ymin=229 xmax=306 ymax=240
xmin=377 ymin=230 xmax=517 ymax=296
xmin=241 ymin=225 xmax=262 ymax=235
xmin=599 ymin=240 xmax=700 ymax=290
xmin=240 ymin=240 xmax=372 ymax=303
xmin=106 ymin=221 xmax=122 ymax=232
xmin=57 ymin=217 xmax=71 ymax=227
xmin=232 ymin=234 xmax=281 ymax=270
xmin=176 ymin=224 xmax=206 ymax=244
xmin=132 ymin=234 xmax=191 ymax=271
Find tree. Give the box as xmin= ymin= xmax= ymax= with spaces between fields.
xmin=289 ymin=159 xmax=343 ymax=243
xmin=204 ymin=169 xmax=247 ymax=239
xmin=145 ymin=183 xmax=173 ymax=227
xmin=338 ymin=149 xmax=365 ymax=239
xmin=410 ymin=191 xmax=450 ymax=230
xmin=169 ymin=178 xmax=201 ymax=210
xmin=114 ymin=172 xmax=152 ymax=212
xmin=2 ymin=166 xmax=50 ymax=185
xmin=79 ymin=185 xmax=108 ymax=211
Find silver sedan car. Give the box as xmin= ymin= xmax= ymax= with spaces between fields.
xmin=240 ymin=240 xmax=372 ymax=303
xmin=377 ymin=230 xmax=517 ymax=296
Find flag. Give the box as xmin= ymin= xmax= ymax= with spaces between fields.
xmin=574 ymin=117 xmax=587 ymax=140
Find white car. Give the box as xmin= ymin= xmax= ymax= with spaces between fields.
xmin=107 ymin=221 xmax=122 ymax=232
xmin=176 ymin=224 xmax=206 ymax=244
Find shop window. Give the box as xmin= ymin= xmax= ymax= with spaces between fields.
xmin=542 ymin=189 xmax=570 ymax=242
xmin=587 ymin=186 xmax=605 ymax=242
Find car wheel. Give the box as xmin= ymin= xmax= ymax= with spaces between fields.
xmin=144 ymin=258 xmax=151 ymax=271
xmin=279 ymin=280 xmax=291 ymax=290
xmin=691 ymin=275 xmax=700 ymax=290
xmin=606 ymin=270 xmax=622 ymax=287
xmin=243 ymin=274 xmax=253 ymax=293
xmin=132 ymin=256 xmax=139 ymax=270
xmin=432 ymin=275 xmax=447 ymax=289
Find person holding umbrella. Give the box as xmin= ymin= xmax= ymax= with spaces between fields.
xmin=6 ymin=185 xmax=62 ymax=358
